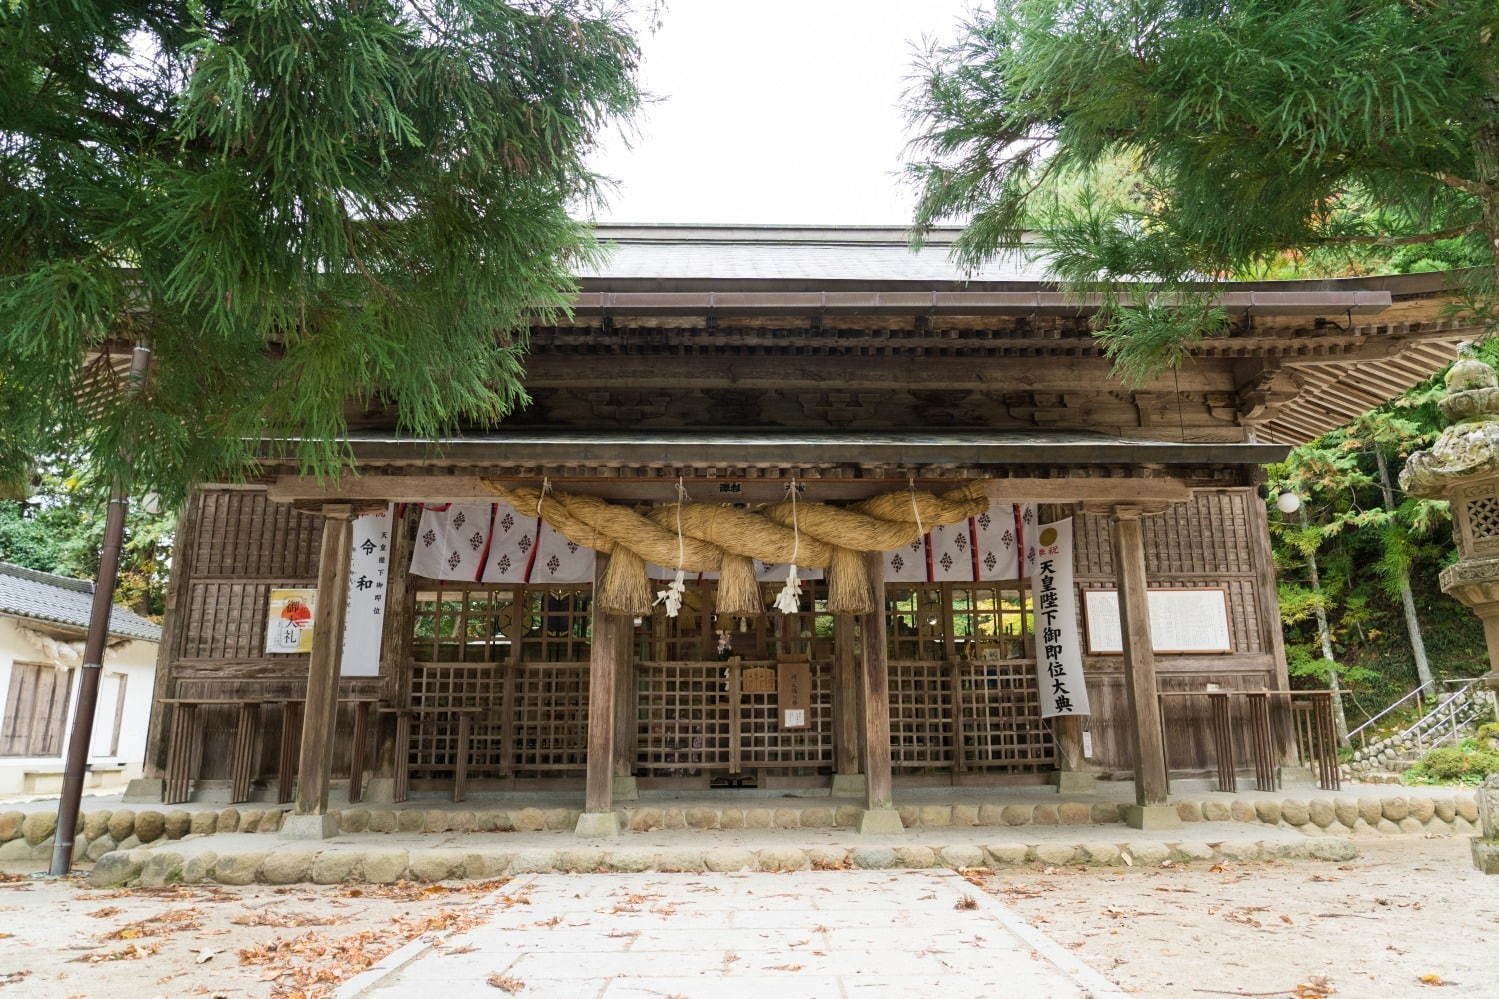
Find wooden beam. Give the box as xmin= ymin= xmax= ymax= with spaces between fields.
xmin=1110 ymin=506 xmax=1170 ymax=808
xmin=859 ymin=553 xmax=894 ymax=811
xmin=612 ymin=613 xmax=635 ymax=780
xmin=584 ymin=554 xmax=620 ymax=814
xmin=268 ymin=473 xmax=1196 ymax=505
xmin=295 ymin=505 xmax=353 ymax=816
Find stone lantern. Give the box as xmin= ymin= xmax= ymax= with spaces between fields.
xmin=1400 ymin=357 xmax=1499 ymax=873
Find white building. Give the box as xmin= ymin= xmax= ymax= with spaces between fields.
xmin=0 ymin=563 xmax=160 ymax=796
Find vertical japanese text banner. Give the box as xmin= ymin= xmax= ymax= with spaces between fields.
xmin=341 ymin=504 xmax=393 ymax=676
xmin=1031 ymin=519 xmax=1090 ymax=717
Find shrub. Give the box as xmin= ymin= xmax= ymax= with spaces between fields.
xmin=1403 ymin=745 xmax=1499 ymax=786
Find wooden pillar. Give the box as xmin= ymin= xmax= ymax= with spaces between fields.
xmin=1109 ymin=505 xmax=1174 ymax=824
xmin=291 ymin=505 xmax=353 ymax=830
xmin=857 ymin=553 xmax=899 ymax=831
xmin=579 ymin=554 xmax=623 ymax=834
xmin=832 ymin=614 xmax=861 ymax=777
xmin=612 ymin=609 xmax=637 ymax=794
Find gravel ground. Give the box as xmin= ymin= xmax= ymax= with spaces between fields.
xmin=970 ymin=836 xmax=1499 ymax=998
xmin=1 ymin=835 xmax=1494 ymax=998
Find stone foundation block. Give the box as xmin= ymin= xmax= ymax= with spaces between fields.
xmin=1357 ymin=797 xmax=1383 ymax=826
xmin=808 ymin=846 xmax=850 ymax=870
xmin=212 ymin=851 xmax=270 ymax=885
xmin=182 ymin=852 xmax=218 ymax=884
xmin=1215 ymin=840 xmax=1261 ymax=862
xmin=409 ymin=849 xmax=466 ymax=882
xmin=1376 ymin=818 xmax=1401 ymax=835
xmin=940 ymin=845 xmax=985 ymax=869
xmin=1125 ymin=842 xmax=1172 ymax=866
xmin=800 ymin=807 xmax=835 ymax=829
xmin=312 ymin=851 xmax=360 ymax=884
xmin=1456 ymin=793 xmax=1480 ymax=823
xmin=858 ymin=808 xmax=904 ymax=835
xmin=368 ymin=810 xmax=397 ymax=834
xmin=1305 ymin=838 xmax=1357 ymax=862
xmin=280 ymin=813 xmax=338 ymax=841
xmin=106 ymin=809 xmax=135 ymax=842
xmin=896 ymin=806 xmax=917 ymax=828
xmin=655 ymin=849 xmax=707 ymax=873
xmin=361 ymin=849 xmax=409 ymax=884
xmin=21 ymin=812 xmax=55 ymax=846
xmin=134 ymin=811 xmax=166 ymax=843
xmin=951 ymin=805 xmax=979 ymax=827
xmin=217 ymin=808 xmax=240 ymax=833
xmin=985 ymin=844 xmax=1028 ymax=866
xmin=1398 ymin=817 xmax=1425 ymax=835
xmin=1032 ymin=804 xmax=1059 ymax=825
xmin=85 ymin=836 xmax=116 ymax=862
xmin=662 ymin=808 xmax=688 ymax=830
xmin=1308 ymin=800 xmax=1336 ymax=829
xmin=513 ymin=808 xmax=546 ymax=832
xmin=1176 ymin=801 xmax=1203 ymax=823
xmin=1333 ymin=798 xmax=1359 ymax=828
xmin=164 ymin=810 xmax=192 ymax=839
xmin=743 ymin=808 xmax=773 ymax=829
xmin=1434 ymin=798 xmax=1456 ymax=823
xmin=1049 ymin=771 xmax=1098 ymax=793
xmin=1254 ymin=800 xmax=1282 ymax=824
xmin=757 ymin=847 xmax=809 ymax=872
xmin=116 ymin=834 xmax=141 ymax=851
xmin=773 ymin=808 xmax=802 ymax=829
xmin=83 ymin=812 xmax=110 ymax=841
xmin=509 ymin=850 xmax=560 ymax=874
xmin=705 ymin=848 xmax=753 ymax=872
xmin=1081 ymin=842 xmax=1122 ymax=865
xmin=1382 ymin=797 xmax=1410 ymax=823
xmin=262 ymin=849 xmax=316 ymax=885
xmin=1002 ymin=804 xmax=1032 ymax=826
xmin=89 ymin=851 xmax=143 ymax=888
xmin=1032 ymin=843 xmax=1078 ymax=866
xmin=139 ymin=850 xmax=187 ymax=886
xmin=0 ymin=811 xmax=22 ymax=842
xmin=189 ymin=811 xmax=218 ymax=836
xmin=977 ymin=804 xmax=1005 ymax=826
xmin=0 ymin=837 xmax=35 ymax=861
xmin=1472 ymin=838 xmax=1499 ymax=875
xmin=1201 ymin=801 xmax=1230 ymax=822
xmin=1172 ymin=841 xmax=1216 ymax=862
xmin=628 ymin=807 xmax=662 ymax=832
xmin=683 ymin=808 xmax=718 ymax=830
xmin=605 ymin=850 xmax=653 ymax=873
xmin=834 ymin=806 xmax=862 ymax=828
xmin=894 ymin=846 xmax=937 ymax=868
xmin=1230 ymin=800 xmax=1257 ymax=823
xmin=851 ymin=847 xmax=898 ymax=869
xmin=574 ymin=812 xmax=621 ymax=839
xmin=1090 ymin=803 xmax=1121 ymax=824
xmin=1123 ymin=804 xmax=1182 ymax=831
xmin=1057 ymin=802 xmax=1091 ymax=825
xmin=1410 ymin=797 xmax=1436 ymax=823
xmin=544 ymin=808 xmax=577 ymax=831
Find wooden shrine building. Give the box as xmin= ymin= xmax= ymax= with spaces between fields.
xmin=132 ymin=225 xmax=1476 ymax=835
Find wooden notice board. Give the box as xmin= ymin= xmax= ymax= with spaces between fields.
xmin=777 ymin=658 xmax=811 ymax=729
xmin=1082 ymin=587 xmax=1233 ymax=655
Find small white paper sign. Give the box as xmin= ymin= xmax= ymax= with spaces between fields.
xmin=783 ymin=709 xmax=806 ymax=728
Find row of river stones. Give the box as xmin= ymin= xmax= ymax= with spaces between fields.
xmin=0 ymin=807 xmax=287 ymax=863
xmin=87 ymin=835 xmax=1359 ymax=888
xmin=0 ymin=793 xmax=1479 ymax=856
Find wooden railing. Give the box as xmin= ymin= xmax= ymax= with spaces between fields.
xmin=1158 ymin=689 xmax=1341 ymax=792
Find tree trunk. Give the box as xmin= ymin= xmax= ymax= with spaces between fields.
xmin=1299 ymin=506 xmax=1350 ymax=747
xmin=1374 ymin=448 xmax=1435 ymax=694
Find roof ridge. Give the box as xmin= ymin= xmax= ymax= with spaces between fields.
xmin=0 ymin=561 xmax=95 ymax=593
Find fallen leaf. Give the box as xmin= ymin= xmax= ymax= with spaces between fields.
xmin=487 ymin=973 xmax=524 ymax=992
xmin=193 ymin=948 xmax=219 ymax=964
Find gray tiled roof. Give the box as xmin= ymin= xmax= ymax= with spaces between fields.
xmin=0 ymin=562 xmax=161 ymax=642
xmin=580 ymin=225 xmax=1049 ymax=284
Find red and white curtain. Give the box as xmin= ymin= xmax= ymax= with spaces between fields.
xmin=410 ymin=500 xmax=1037 ymax=587
xmin=882 ymin=502 xmax=1037 ymax=584
xmin=410 ymin=502 xmax=596 ymax=584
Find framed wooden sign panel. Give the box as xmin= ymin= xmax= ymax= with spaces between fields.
xmin=1082 ymin=587 xmax=1233 ymax=655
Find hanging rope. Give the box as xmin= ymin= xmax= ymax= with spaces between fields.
xmin=772 ymin=480 xmax=803 ymax=615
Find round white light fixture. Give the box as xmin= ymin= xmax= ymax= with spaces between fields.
xmin=140 ymin=492 xmax=163 ymax=516
xmin=1275 ymin=492 xmax=1302 ymax=514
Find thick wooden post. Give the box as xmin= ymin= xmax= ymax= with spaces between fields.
xmin=612 ymin=605 xmax=637 ymax=796
xmin=287 ymin=505 xmax=353 ymax=838
xmin=1110 ymin=505 xmax=1178 ymax=829
xmin=858 ymin=553 xmax=901 ymax=833
xmin=578 ymin=553 xmax=622 ymax=835
xmin=831 ymin=614 xmax=863 ymax=793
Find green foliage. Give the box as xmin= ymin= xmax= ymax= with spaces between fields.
xmin=906 ymin=0 xmax=1499 ymax=380
xmin=0 ymin=2 xmax=642 ymax=501
xmin=0 ymin=459 xmax=175 ymax=616
xmin=1402 ymin=743 xmax=1499 ymax=786
xmin=1266 ymin=349 xmax=1499 ymax=724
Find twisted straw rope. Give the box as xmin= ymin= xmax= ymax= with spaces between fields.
xmin=483 ymin=479 xmax=990 ymax=616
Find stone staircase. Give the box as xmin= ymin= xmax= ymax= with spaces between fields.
xmin=1347 ymin=679 xmax=1491 ymax=780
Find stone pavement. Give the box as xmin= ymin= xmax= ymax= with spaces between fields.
xmin=337 ymin=870 xmax=1127 ymax=999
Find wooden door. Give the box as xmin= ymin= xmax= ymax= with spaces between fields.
xmin=1 ymin=662 xmax=74 ymax=756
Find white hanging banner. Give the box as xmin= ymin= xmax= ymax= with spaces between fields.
xmin=882 ymin=502 xmax=1036 ymax=583
xmin=1031 ymin=518 xmax=1090 ymax=718
xmin=410 ymin=503 xmax=493 ymax=581
xmin=341 ymin=504 xmax=393 ymax=676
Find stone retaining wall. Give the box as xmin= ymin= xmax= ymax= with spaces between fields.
xmin=0 ymin=792 xmax=1479 ymax=865
xmin=87 ymin=835 xmax=1361 ymax=888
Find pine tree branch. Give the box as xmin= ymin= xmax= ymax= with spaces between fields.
xmin=1308 ymin=221 xmax=1482 ymax=247
xmin=1428 ymin=172 xmax=1497 ymax=199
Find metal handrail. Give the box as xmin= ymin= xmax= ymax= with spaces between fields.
xmin=1349 ymin=682 xmax=1433 ymax=748
xmin=1351 ymin=678 xmax=1481 ymax=751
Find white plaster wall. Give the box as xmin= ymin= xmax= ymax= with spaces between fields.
xmin=0 ymin=615 xmax=159 ymax=795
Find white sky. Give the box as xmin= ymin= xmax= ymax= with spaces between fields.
xmin=586 ymin=0 xmax=975 ymax=226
